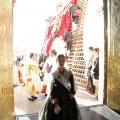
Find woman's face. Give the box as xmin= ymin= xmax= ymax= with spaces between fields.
xmin=51 ymin=52 xmax=54 ymax=57
xmin=32 ymin=54 xmax=36 ymax=60
xmin=89 ymin=49 xmax=92 ymax=54
xmin=94 ymin=50 xmax=98 ymax=55
xmin=57 ymin=57 xmax=65 ymax=67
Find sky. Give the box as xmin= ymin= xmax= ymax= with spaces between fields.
xmin=13 ymin=0 xmax=70 ymax=53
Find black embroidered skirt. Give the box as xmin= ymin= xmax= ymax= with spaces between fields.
xmin=47 ymin=91 xmax=78 ymax=120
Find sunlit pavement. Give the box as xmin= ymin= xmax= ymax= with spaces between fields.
xmin=14 ymin=83 xmax=100 ymax=116
xmin=15 ymin=86 xmax=120 ymax=120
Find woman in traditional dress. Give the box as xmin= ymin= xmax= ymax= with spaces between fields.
xmin=39 ymin=54 xmax=82 ymax=120
xmin=26 ymin=53 xmax=42 ymax=101
xmin=42 ymin=49 xmax=57 ymax=95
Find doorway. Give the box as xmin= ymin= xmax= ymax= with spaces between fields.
xmin=13 ymin=0 xmax=104 ymax=117
xmin=1 ymin=0 xmax=120 ymax=119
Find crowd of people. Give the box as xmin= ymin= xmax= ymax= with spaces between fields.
xmin=13 ymin=46 xmax=99 ymax=120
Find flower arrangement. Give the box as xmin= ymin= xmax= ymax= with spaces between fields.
xmin=55 ymin=27 xmax=60 ymax=34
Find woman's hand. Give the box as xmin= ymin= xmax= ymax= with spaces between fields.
xmin=91 ymin=72 xmax=95 ymax=78
xmin=69 ymin=94 xmax=74 ymax=99
xmin=52 ymin=98 xmax=58 ymax=105
xmin=27 ymin=78 xmax=32 ymax=81
xmin=41 ymin=71 xmax=45 ymax=75
xmin=86 ymin=66 xmax=89 ymax=69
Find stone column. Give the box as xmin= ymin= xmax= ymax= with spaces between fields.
xmin=0 ymin=0 xmax=14 ymax=119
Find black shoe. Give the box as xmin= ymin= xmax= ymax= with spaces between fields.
xmin=23 ymin=83 xmax=25 ymax=87
xmin=90 ymin=90 xmax=95 ymax=95
xmin=31 ymin=96 xmax=37 ymax=99
xmin=88 ymin=87 xmax=93 ymax=93
xmin=28 ymin=97 xmax=34 ymax=101
xmin=88 ymin=89 xmax=92 ymax=93
xmin=88 ymin=91 xmax=91 ymax=93
xmin=90 ymin=86 xmax=95 ymax=94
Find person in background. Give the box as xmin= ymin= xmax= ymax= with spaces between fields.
xmin=91 ymin=48 xmax=99 ymax=99
xmin=69 ymin=4 xmax=80 ymax=24
xmin=26 ymin=53 xmax=42 ymax=101
xmin=18 ymin=56 xmax=25 ymax=84
xmin=38 ymin=53 xmax=47 ymax=70
xmin=16 ymin=55 xmax=22 ymax=66
xmin=18 ymin=55 xmax=27 ymax=84
xmin=13 ymin=55 xmax=19 ymax=85
xmin=13 ymin=54 xmax=26 ymax=87
xmin=42 ymin=49 xmax=57 ymax=96
xmin=38 ymin=53 xmax=47 ymax=81
xmin=39 ymin=54 xmax=82 ymax=120
xmin=64 ymin=29 xmax=73 ymax=56
xmin=86 ymin=47 xmax=95 ymax=94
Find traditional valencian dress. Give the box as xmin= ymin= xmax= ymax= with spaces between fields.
xmin=39 ymin=68 xmax=82 ymax=120
xmin=26 ymin=58 xmax=42 ymax=94
xmin=42 ymin=56 xmax=57 ymax=94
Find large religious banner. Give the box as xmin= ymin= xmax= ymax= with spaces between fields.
xmin=43 ymin=0 xmax=77 ymax=56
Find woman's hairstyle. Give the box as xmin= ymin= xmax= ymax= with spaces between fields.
xmin=89 ymin=47 xmax=94 ymax=51
xmin=21 ymin=55 xmax=24 ymax=60
xmin=57 ymin=54 xmax=65 ymax=60
xmin=94 ymin=48 xmax=99 ymax=53
xmin=51 ymin=49 xmax=57 ymax=56
xmin=30 ymin=53 xmax=34 ymax=58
